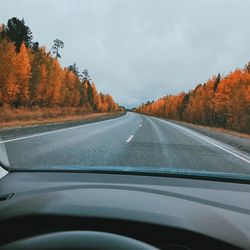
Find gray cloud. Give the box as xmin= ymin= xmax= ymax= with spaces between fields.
xmin=2 ymin=0 xmax=250 ymax=107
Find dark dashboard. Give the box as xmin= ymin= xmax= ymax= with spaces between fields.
xmin=0 ymin=171 xmax=250 ymax=249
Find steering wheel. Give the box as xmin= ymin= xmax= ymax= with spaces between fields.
xmin=1 ymin=231 xmax=158 ymax=250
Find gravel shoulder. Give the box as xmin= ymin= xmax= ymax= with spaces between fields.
xmin=169 ymin=120 xmax=250 ymax=154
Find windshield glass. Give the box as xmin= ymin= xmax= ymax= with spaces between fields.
xmin=0 ymin=0 xmax=250 ymax=180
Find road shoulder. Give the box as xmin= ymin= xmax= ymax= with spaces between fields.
xmin=0 ymin=111 xmax=126 ymax=141
xmin=168 ymin=120 xmax=250 ymax=154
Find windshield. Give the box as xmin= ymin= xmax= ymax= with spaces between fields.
xmin=0 ymin=0 xmax=250 ymax=181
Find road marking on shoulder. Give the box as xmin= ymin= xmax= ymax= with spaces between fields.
xmin=126 ymin=134 xmax=134 ymax=143
xmin=153 ymin=117 xmax=250 ymax=164
xmin=0 ymin=113 xmax=129 ymax=144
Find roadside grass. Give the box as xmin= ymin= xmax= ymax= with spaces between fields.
xmin=0 ymin=106 xmax=123 ymax=130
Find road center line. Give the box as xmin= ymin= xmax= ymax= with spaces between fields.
xmin=153 ymin=117 xmax=250 ymax=164
xmin=126 ymin=134 xmax=134 ymax=143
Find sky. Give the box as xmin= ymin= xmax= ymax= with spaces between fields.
xmin=1 ymin=0 xmax=250 ymax=108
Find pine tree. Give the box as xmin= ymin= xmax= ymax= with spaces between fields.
xmin=6 ymin=17 xmax=33 ymax=52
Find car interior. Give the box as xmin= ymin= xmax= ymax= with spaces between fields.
xmin=1 ymin=170 xmax=250 ymax=249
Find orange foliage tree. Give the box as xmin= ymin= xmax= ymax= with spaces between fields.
xmin=0 ymin=18 xmax=120 ymax=114
xmin=136 ymin=70 xmax=250 ymax=133
xmin=14 ymin=43 xmax=31 ymax=106
xmin=0 ymin=39 xmax=18 ymax=104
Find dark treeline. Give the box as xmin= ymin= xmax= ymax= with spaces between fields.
xmin=0 ymin=17 xmax=120 ymax=112
xmin=136 ymin=66 xmax=250 ymax=133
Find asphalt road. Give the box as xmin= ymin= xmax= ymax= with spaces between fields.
xmin=1 ymin=112 xmax=250 ymax=174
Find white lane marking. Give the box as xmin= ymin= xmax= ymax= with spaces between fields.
xmin=0 ymin=113 xmax=128 ymax=144
xmin=0 ymin=166 xmax=8 ymax=179
xmin=153 ymin=117 xmax=250 ymax=164
xmin=126 ymin=134 xmax=134 ymax=143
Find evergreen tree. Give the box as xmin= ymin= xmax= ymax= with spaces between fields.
xmin=6 ymin=17 xmax=33 ymax=52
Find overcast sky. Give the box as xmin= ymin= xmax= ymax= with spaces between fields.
xmin=1 ymin=0 xmax=250 ymax=107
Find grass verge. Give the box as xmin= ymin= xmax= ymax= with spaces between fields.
xmin=0 ymin=106 xmax=124 ymax=130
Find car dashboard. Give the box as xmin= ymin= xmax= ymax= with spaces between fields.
xmin=0 ymin=171 xmax=250 ymax=249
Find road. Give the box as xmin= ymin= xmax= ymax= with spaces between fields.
xmin=0 ymin=112 xmax=250 ymax=174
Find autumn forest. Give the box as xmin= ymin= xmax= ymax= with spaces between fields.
xmin=0 ymin=17 xmax=120 ymax=123
xmin=136 ymin=64 xmax=250 ymax=133
xmin=0 ymin=17 xmax=250 ymax=134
